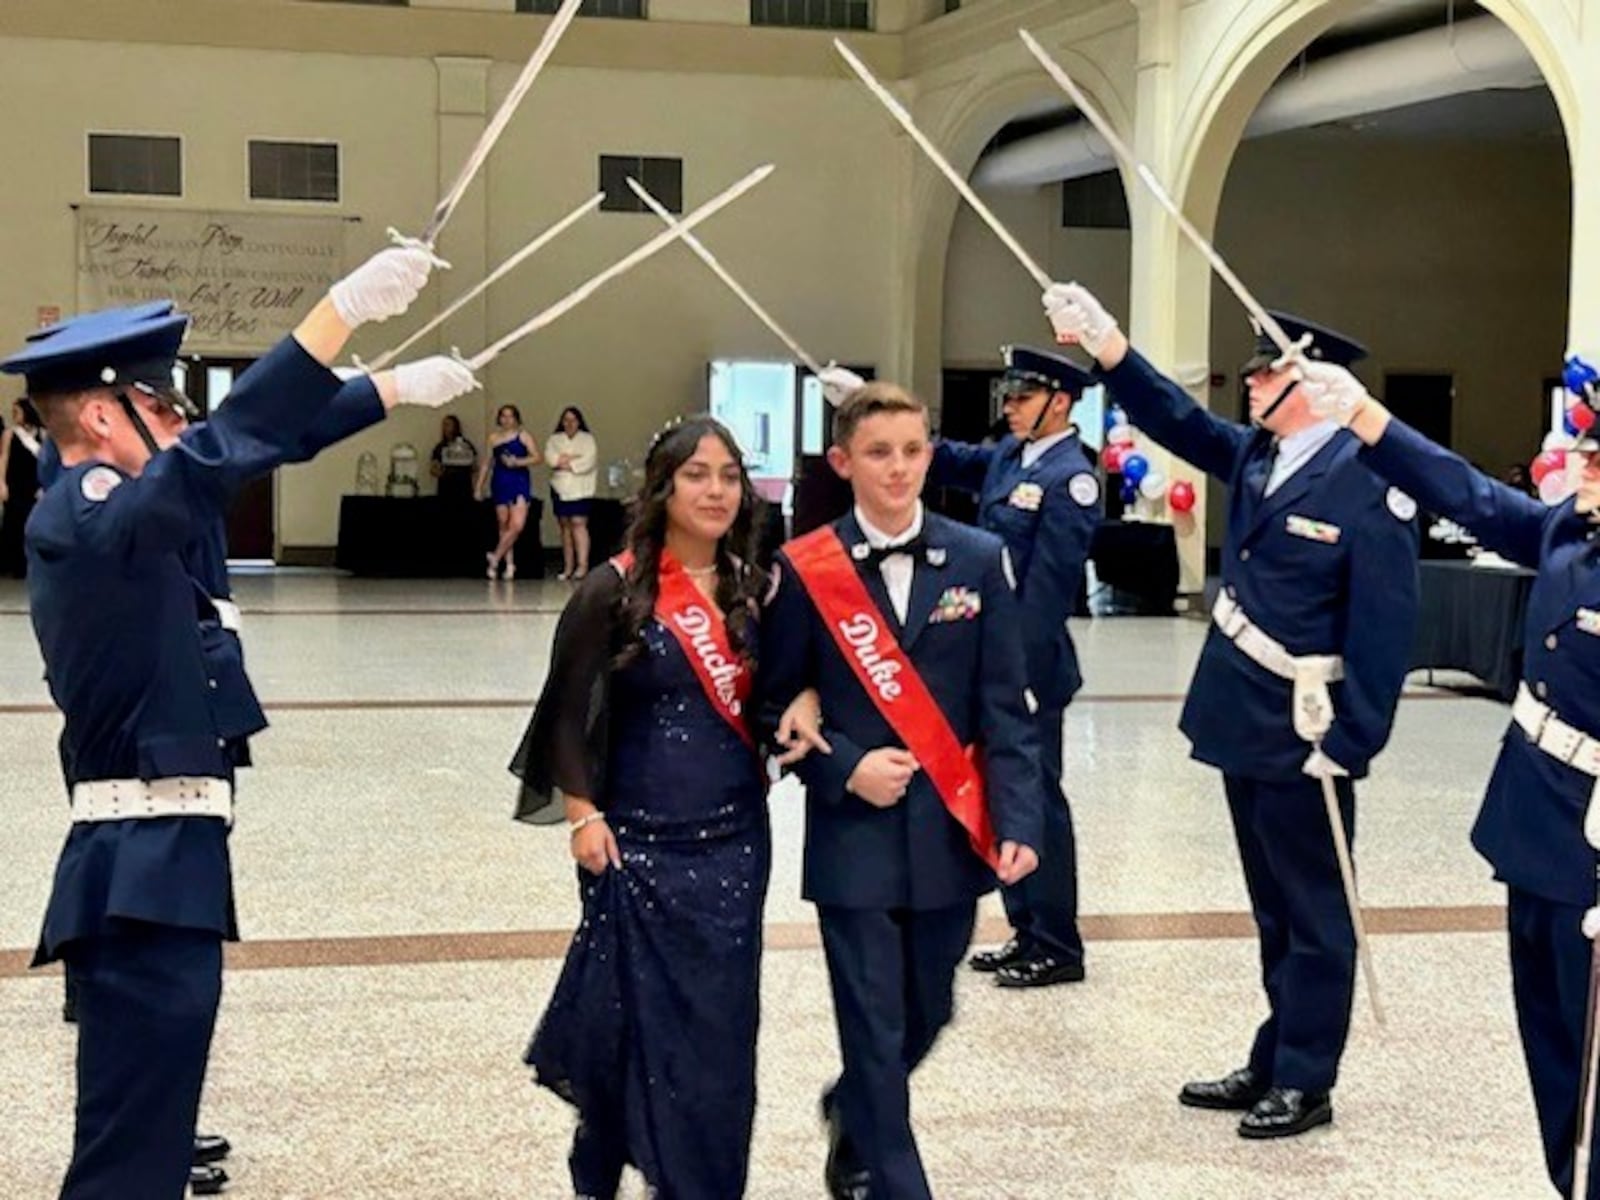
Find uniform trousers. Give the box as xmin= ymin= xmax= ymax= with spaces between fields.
xmin=58 ymin=923 xmax=223 ymax=1200
xmin=1224 ymin=773 xmax=1356 ymax=1094
xmin=999 ymin=705 xmax=1084 ymax=964
xmin=818 ymin=901 xmax=976 ymax=1200
xmin=1507 ymin=887 xmax=1600 ymax=1197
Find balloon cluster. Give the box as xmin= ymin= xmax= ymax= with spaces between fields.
xmin=1527 ymin=354 xmax=1600 ymax=506
xmin=1102 ymin=404 xmax=1192 ymax=510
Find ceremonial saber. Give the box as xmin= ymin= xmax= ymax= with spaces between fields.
xmin=1572 ymin=868 xmax=1600 ymax=1199
xmin=833 ymin=39 xmax=1053 ymax=292
xmin=1315 ymin=767 xmax=1385 ymax=1024
xmin=626 ymin=177 xmax=824 ymax=376
xmin=418 ymin=0 xmax=585 ymax=245
xmin=465 ymin=164 xmax=774 ymax=370
xmin=1018 ymin=30 xmax=1308 ymax=363
xmin=367 ymin=192 xmax=603 ymax=371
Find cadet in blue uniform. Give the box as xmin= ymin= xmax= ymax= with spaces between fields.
xmin=760 ymin=382 xmax=1043 ymax=1200
xmin=928 ymin=345 xmax=1096 ymax=988
xmin=1043 ymin=282 xmax=1419 ymax=1139
xmin=4 ymin=241 xmax=460 ymax=1200
xmin=1292 ymin=355 xmax=1600 ymax=1196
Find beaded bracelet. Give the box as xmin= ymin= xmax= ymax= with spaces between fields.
xmin=568 ymin=811 xmax=608 ymax=837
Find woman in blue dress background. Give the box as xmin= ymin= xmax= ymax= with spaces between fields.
xmin=512 ymin=417 xmax=813 ymax=1199
xmin=478 ymin=403 xmax=540 ymax=579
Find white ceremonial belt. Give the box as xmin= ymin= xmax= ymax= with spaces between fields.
xmin=69 ymin=777 xmax=233 ymax=825
xmin=1512 ymin=684 xmax=1600 ymax=778
xmin=211 ymin=599 xmax=242 ymax=634
xmin=1212 ymin=591 xmax=1344 ymax=685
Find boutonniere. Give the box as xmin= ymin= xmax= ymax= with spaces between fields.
xmin=929 ymin=585 xmax=982 ymax=623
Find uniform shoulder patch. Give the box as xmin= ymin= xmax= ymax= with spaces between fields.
xmin=1385 ymin=487 xmax=1418 ymax=522
xmin=80 ymin=466 xmax=123 ymax=503
xmin=1067 ymin=472 xmax=1100 ymax=508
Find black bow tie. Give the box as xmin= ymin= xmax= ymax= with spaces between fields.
xmin=861 ymin=536 xmax=926 ymax=568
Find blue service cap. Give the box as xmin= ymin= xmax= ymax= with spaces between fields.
xmin=1 ymin=303 xmax=191 ymax=409
xmin=1241 ymin=311 xmax=1368 ymax=376
xmin=1000 ymin=344 xmax=1095 ymax=396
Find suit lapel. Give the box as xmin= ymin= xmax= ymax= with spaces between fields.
xmin=901 ymin=527 xmax=951 ymax=650
xmin=836 ymin=513 xmax=903 ymax=630
xmin=1545 ymin=507 xmax=1600 ymax=630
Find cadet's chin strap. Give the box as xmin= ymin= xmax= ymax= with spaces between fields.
xmin=1252 ymin=375 xmax=1301 ymax=428
xmin=114 ymin=390 xmax=162 ymax=458
xmin=1024 ymin=389 xmax=1068 ymax=442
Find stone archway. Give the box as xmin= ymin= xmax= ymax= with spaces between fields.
xmin=897 ymin=38 xmax=1136 ymax=403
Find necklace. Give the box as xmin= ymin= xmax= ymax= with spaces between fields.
xmin=682 ymin=564 xmax=718 ymax=578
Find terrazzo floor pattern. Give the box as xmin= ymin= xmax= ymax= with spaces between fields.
xmin=0 ymin=575 xmax=1558 ymax=1197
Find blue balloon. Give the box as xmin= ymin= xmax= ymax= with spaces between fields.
xmin=1121 ymin=453 xmax=1150 ymax=484
xmin=1105 ymin=407 xmax=1126 ymax=431
xmin=1120 ymin=481 xmax=1138 ymax=504
xmin=1564 ymin=353 xmax=1599 ymax=399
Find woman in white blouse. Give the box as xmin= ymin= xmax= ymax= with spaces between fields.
xmin=546 ymin=406 xmax=598 ymax=580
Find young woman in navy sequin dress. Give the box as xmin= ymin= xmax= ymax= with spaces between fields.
xmin=511 ymin=417 xmax=816 ymax=1199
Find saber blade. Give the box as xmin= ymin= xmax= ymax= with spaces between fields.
xmin=834 ymin=39 xmax=1052 ymax=291
xmin=467 ymin=164 xmax=774 ymax=370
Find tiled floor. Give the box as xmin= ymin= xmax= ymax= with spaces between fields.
xmin=0 ymin=574 xmax=1558 ymax=1198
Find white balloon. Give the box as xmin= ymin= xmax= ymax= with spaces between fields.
xmin=1107 ymin=423 xmax=1135 ymax=446
xmin=1138 ymin=470 xmax=1167 ymax=500
xmin=1544 ymin=430 xmax=1575 ymax=452
xmin=1538 ymin=472 xmax=1571 ymax=505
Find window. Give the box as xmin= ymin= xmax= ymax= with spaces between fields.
xmin=1061 ymin=169 xmax=1129 ymax=230
xmin=750 ymin=0 xmax=869 ymax=30
xmin=599 ymin=155 xmax=682 ymax=214
xmin=518 ymin=0 xmax=643 ymax=17
xmin=710 ymin=362 xmax=795 ymax=478
xmin=249 ymin=140 xmax=340 ymax=203
xmin=87 ymin=134 xmax=181 ymax=197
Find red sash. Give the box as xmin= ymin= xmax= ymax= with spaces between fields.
xmin=613 ymin=552 xmax=754 ymax=750
xmin=783 ymin=527 xmax=999 ymax=869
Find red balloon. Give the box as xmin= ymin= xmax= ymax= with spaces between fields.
xmin=1531 ymin=448 xmax=1567 ymax=485
xmin=1570 ymin=402 xmax=1597 ymax=434
xmin=1101 ymin=443 xmax=1126 ymax=472
xmin=1169 ymin=480 xmax=1197 ymax=513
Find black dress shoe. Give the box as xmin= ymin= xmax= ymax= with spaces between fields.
xmin=993 ymin=954 xmax=1085 ymax=989
xmin=194 ymin=1133 xmax=231 ymax=1165
xmin=190 ymin=1163 xmax=229 ymax=1195
xmin=968 ymin=937 xmax=1027 ymax=973
xmin=1178 ymin=1067 xmax=1268 ymax=1111
xmin=1237 ymin=1087 xmax=1332 ymax=1139
xmin=821 ymin=1094 xmax=871 ymax=1200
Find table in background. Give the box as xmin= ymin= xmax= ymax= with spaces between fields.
xmin=1409 ymin=559 xmax=1534 ymax=701
xmin=336 ymin=495 xmax=544 ymax=578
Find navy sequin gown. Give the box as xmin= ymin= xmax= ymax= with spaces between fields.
xmin=516 ymin=572 xmax=770 ymax=1200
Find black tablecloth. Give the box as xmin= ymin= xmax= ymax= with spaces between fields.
xmin=336 ymin=495 xmax=544 ymax=578
xmin=1409 ymin=559 xmax=1534 ymax=701
xmin=1090 ymin=520 xmax=1179 ymax=615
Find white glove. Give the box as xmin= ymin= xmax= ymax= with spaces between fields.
xmin=1042 ymin=281 xmax=1118 ymax=356
xmin=1298 ymin=361 xmax=1372 ymax=426
xmin=1301 ymin=748 xmax=1350 ymax=780
xmin=329 ymin=236 xmax=446 ymax=329
xmin=817 ymin=364 xmax=866 ymax=408
xmin=393 ymin=355 xmax=480 ymax=408
xmin=1583 ymin=908 xmax=1600 ymax=941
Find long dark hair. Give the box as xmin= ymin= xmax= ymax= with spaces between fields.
xmin=13 ymin=397 xmax=39 ymax=430
xmin=554 ymin=406 xmax=590 ymax=434
xmin=616 ymin=416 xmax=767 ymax=668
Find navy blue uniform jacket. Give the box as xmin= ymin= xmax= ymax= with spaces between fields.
xmin=759 ymin=511 xmax=1043 ymax=910
xmin=1365 ymin=419 xmax=1600 ymax=906
xmin=26 ymin=336 xmax=345 ymax=961
xmin=1099 ymin=348 xmax=1419 ymax=781
xmin=931 ymin=434 xmax=1096 ymax=709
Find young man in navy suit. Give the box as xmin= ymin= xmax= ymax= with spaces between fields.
xmin=761 ymin=381 xmax=1043 ymax=1200
xmin=932 ymin=345 xmax=1098 ymax=989
xmin=1043 ymin=282 xmax=1419 ymax=1139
